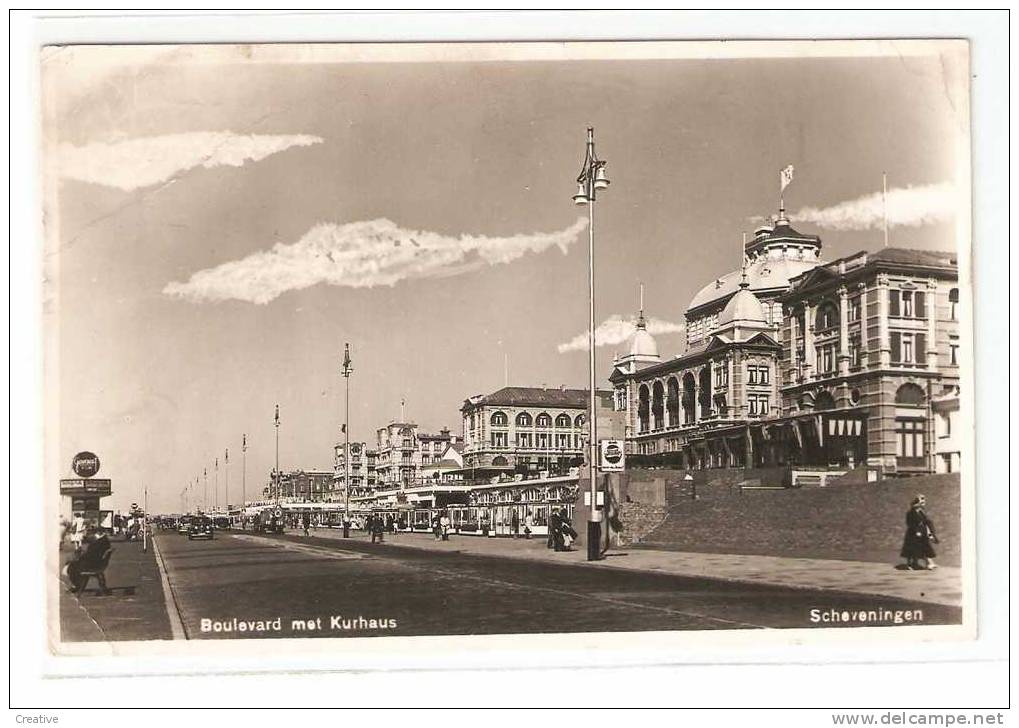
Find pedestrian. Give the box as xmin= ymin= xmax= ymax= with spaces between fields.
xmin=432 ymin=513 xmax=442 ymax=541
xmin=524 ymin=511 xmax=534 ymax=540
xmin=440 ymin=511 xmax=451 ymax=541
xmin=66 ymin=526 xmax=112 ymax=594
xmin=370 ymin=513 xmax=385 ymax=544
xmin=342 ymin=514 xmax=351 ymax=539
xmin=900 ymin=494 xmax=939 ymax=570
xmin=302 ymin=511 xmax=311 ymax=537
xmin=547 ymin=509 xmax=561 ymax=550
xmin=511 ymin=511 xmax=520 ymax=539
xmin=559 ymin=509 xmax=578 ymax=551
xmin=69 ymin=514 xmax=86 ymax=552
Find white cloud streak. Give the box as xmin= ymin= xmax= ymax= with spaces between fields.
xmin=557 ymin=314 xmax=685 ymax=354
xmin=164 ymin=217 xmax=589 ymax=305
xmin=58 ymin=131 xmax=323 ymax=191
xmin=791 ymin=182 xmax=955 ymax=231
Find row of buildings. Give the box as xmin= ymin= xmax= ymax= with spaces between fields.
xmin=264 ymin=208 xmax=962 ymax=506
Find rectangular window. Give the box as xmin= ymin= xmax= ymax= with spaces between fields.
xmin=889 ymin=289 xmax=900 ymax=317
xmin=901 ymin=291 xmax=914 ymax=318
xmin=914 ymin=291 xmax=926 ymax=319
xmin=759 ymin=366 xmax=770 ymax=385
xmin=902 ymin=336 xmax=913 ymax=364
xmin=849 ymin=334 xmax=861 ymax=367
xmin=895 ymin=419 xmax=925 ymax=463
xmin=950 ymin=339 xmax=959 ymax=366
xmin=849 ymin=297 xmax=861 ymax=322
xmin=747 ymin=366 xmax=757 ymax=385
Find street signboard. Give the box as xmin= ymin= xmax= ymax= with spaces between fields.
xmin=71 ymin=451 xmax=101 ymax=478
xmin=599 ymin=439 xmax=625 ymax=472
xmin=60 ymin=478 xmax=112 ymax=497
xmin=71 ymin=496 xmax=101 ymax=511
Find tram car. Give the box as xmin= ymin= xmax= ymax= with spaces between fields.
xmin=253 ymin=507 xmax=285 ymax=534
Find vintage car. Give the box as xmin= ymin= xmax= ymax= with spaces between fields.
xmin=176 ymin=516 xmax=192 ymax=535
xmin=187 ymin=516 xmax=215 ymax=540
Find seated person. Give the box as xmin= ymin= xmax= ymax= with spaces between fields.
xmin=66 ymin=527 xmax=112 ymax=594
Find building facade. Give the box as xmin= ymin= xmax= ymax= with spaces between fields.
xmin=374 ymin=421 xmax=459 ymax=489
xmin=611 ymin=211 xmax=960 ymax=476
xmin=265 ymin=469 xmax=334 ymax=502
xmin=461 ymin=386 xmax=611 ymax=477
xmin=332 ymin=441 xmax=379 ymax=501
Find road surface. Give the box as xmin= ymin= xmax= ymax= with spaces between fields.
xmin=154 ymin=531 xmax=961 ymax=639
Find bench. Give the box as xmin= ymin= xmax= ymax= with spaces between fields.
xmin=75 ymin=548 xmax=114 ymax=595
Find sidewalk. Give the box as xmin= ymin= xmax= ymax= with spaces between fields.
xmin=283 ymin=527 xmax=962 ymax=607
xmin=58 ymin=538 xmax=174 ymax=642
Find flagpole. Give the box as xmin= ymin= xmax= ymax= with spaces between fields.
xmin=242 ymin=434 xmax=247 ymax=510
xmin=882 ymin=171 xmax=889 ymax=247
xmin=225 ymin=449 xmax=229 ymax=512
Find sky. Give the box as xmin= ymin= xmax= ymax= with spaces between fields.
xmin=43 ymin=42 xmax=968 ymax=513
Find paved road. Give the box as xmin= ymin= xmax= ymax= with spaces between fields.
xmin=155 ymin=531 xmax=961 ymax=640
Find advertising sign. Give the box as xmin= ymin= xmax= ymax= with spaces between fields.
xmin=71 ymin=496 xmax=101 ymax=512
xmin=599 ymin=439 xmax=625 ymax=472
xmin=59 ymin=478 xmax=112 ymax=497
xmin=71 ymin=451 xmax=101 ymax=478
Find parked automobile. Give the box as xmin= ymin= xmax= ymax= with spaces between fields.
xmin=177 ymin=516 xmax=192 ymax=535
xmin=253 ymin=508 xmax=285 ymax=534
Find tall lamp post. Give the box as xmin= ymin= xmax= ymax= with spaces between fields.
xmin=274 ymin=404 xmax=280 ymax=505
xmin=241 ymin=434 xmax=247 ymax=510
xmin=224 ymin=448 xmax=229 ymax=512
xmin=341 ymin=343 xmax=353 ymax=532
xmin=214 ymin=456 xmax=219 ymax=512
xmin=572 ymin=126 xmax=610 ymax=561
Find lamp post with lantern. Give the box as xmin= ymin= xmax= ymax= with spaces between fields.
xmin=572 ymin=126 xmax=610 ymax=561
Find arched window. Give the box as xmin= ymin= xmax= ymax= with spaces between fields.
xmin=895 ymin=383 xmax=926 ymax=406
xmin=814 ymin=391 xmax=836 ymax=411
xmin=555 ymin=413 xmax=572 ymax=428
xmin=682 ymin=373 xmax=697 ymax=424
xmin=490 ymin=411 xmax=508 ymax=426
xmin=698 ymin=368 xmax=712 ymax=418
xmin=535 ymin=413 xmax=552 ymax=429
xmin=637 ymin=385 xmax=651 ymax=433
xmin=515 ymin=412 xmax=532 ymax=427
xmin=652 ymin=381 xmax=665 ymax=430
xmin=492 ymin=456 xmax=508 ymax=467
xmin=815 ymin=302 xmax=839 ymax=331
xmin=666 ymin=377 xmax=680 ymax=426
xmin=949 ymin=288 xmax=959 ymax=320
xmin=574 ymin=414 xmax=585 ymax=428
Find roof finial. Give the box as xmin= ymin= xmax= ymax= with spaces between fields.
xmin=636 ymin=282 xmax=647 ymax=329
xmin=739 ymin=233 xmax=750 ymax=289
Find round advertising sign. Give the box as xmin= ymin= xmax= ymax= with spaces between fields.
xmin=71 ymin=451 xmax=101 ymax=478
xmin=603 ymin=442 xmax=623 ymax=464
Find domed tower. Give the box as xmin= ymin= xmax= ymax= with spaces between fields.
xmin=614 ymin=284 xmax=661 ymax=375
xmin=685 ymin=211 xmax=823 ymax=347
xmin=712 ymin=269 xmax=774 ymax=342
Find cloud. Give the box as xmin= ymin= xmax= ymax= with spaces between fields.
xmin=164 ymin=217 xmax=589 ymax=305
xmin=58 ymin=131 xmax=323 ymax=191
xmin=557 ymin=314 xmax=685 ymax=354
xmin=791 ymin=182 xmax=955 ymax=231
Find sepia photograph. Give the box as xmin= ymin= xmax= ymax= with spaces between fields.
xmin=39 ymin=38 xmax=975 ymax=654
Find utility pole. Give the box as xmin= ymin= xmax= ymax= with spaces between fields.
xmin=143 ymin=483 xmax=149 ymax=553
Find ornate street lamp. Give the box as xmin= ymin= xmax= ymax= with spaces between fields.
xmin=573 ymin=126 xmax=610 ymax=561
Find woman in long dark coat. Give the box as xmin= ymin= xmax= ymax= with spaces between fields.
xmin=900 ymin=494 xmax=938 ymax=570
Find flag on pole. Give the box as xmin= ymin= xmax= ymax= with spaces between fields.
xmin=225 ymin=448 xmax=229 ymax=464
xmin=242 ymin=433 xmax=247 ymax=451
xmin=780 ymin=164 xmax=795 ymax=192
xmin=274 ymin=404 xmax=279 ymax=425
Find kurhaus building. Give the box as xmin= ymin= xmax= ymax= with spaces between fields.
xmin=611 ymin=211 xmax=960 ymax=476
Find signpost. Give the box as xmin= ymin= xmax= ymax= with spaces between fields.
xmin=599 ymin=439 xmax=625 ymax=473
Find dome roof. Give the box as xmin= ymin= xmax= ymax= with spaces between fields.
xmin=629 ymin=323 xmax=659 ymax=358
xmin=687 ymin=255 xmax=821 ymax=312
xmin=718 ymin=286 xmax=767 ymax=326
